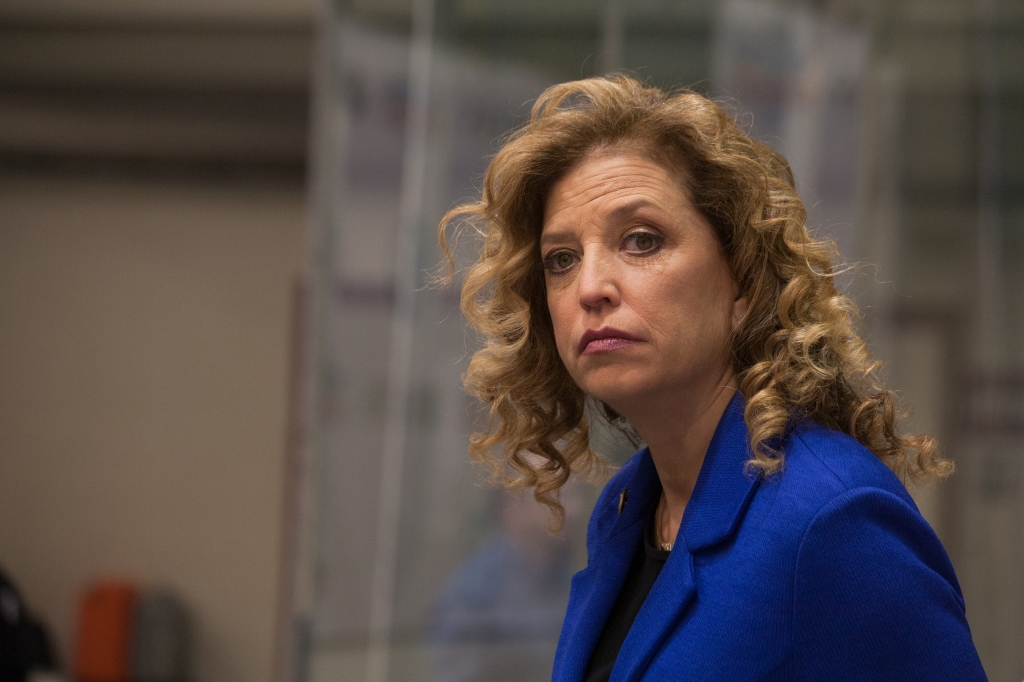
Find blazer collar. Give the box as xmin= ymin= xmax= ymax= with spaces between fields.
xmin=553 ymin=394 xmax=760 ymax=682
xmin=679 ymin=392 xmax=760 ymax=551
xmin=610 ymin=393 xmax=759 ymax=682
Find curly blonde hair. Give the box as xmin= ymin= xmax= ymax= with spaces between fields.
xmin=438 ymin=75 xmax=951 ymax=527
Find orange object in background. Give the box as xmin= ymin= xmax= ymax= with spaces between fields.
xmin=75 ymin=581 xmax=138 ymax=682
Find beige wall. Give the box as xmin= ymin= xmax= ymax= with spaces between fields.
xmin=0 ymin=174 xmax=305 ymax=682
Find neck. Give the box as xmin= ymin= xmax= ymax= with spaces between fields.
xmin=625 ymin=366 xmax=739 ymax=545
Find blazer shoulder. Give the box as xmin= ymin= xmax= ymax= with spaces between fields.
xmin=781 ymin=422 xmax=916 ymax=510
xmin=754 ymin=424 xmax=921 ymax=545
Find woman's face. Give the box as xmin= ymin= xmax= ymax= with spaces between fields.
xmin=540 ymin=151 xmax=747 ymax=419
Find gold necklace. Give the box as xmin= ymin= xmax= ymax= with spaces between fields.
xmin=656 ymin=494 xmax=674 ymax=552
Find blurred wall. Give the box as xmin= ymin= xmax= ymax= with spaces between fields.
xmin=0 ymin=177 xmax=305 ymax=682
xmin=0 ymin=1 xmax=315 ymax=681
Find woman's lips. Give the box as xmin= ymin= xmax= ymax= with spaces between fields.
xmin=581 ymin=337 xmax=639 ymax=355
xmin=578 ymin=328 xmax=642 ymax=355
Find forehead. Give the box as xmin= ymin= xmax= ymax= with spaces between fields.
xmin=542 ymin=151 xmax=689 ymax=231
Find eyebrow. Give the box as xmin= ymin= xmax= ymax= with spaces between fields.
xmin=540 ymin=198 xmax=664 ymax=246
xmin=539 ymin=229 xmax=575 ymax=246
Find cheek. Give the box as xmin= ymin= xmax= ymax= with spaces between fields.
xmin=545 ymin=289 xmax=575 ymax=360
xmin=631 ymin=264 xmax=736 ymax=350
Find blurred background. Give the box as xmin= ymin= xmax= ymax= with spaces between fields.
xmin=0 ymin=0 xmax=1021 ymax=681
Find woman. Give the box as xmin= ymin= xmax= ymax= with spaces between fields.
xmin=438 ymin=76 xmax=985 ymax=681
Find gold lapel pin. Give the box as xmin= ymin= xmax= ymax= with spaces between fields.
xmin=618 ymin=488 xmax=629 ymax=515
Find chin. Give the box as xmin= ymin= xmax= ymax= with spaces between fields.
xmin=577 ymin=370 xmax=659 ymax=416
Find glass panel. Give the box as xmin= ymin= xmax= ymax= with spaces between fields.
xmin=287 ymin=1 xmax=1024 ymax=680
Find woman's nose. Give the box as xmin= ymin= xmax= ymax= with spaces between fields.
xmin=576 ymin=250 xmax=620 ymax=311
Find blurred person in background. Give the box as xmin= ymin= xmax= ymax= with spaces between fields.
xmin=439 ymin=76 xmax=986 ymax=681
xmin=429 ymin=479 xmax=583 ymax=682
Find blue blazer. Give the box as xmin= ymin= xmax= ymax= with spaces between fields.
xmin=553 ymin=395 xmax=986 ymax=681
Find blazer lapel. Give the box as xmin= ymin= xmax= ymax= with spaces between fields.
xmin=552 ymin=451 xmax=662 ymax=682
xmin=609 ymin=541 xmax=697 ymax=682
xmin=679 ymin=394 xmax=762 ymax=552
xmin=610 ymin=394 xmax=761 ymax=682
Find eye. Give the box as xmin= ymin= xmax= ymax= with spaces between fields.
xmin=623 ymin=230 xmax=661 ymax=253
xmin=543 ymin=250 xmax=578 ymax=274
